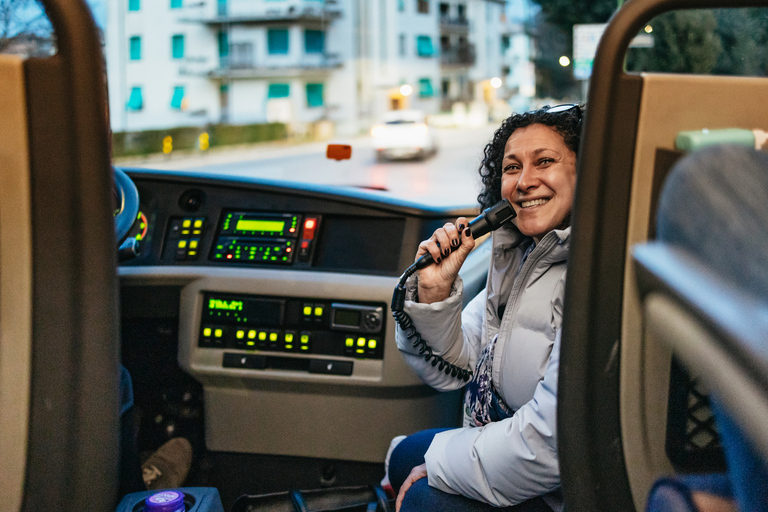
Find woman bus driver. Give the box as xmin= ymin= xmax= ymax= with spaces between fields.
xmin=389 ymin=105 xmax=583 ymax=512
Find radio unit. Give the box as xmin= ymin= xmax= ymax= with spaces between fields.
xmin=210 ymin=211 xmax=321 ymax=266
xmin=198 ymin=293 xmax=386 ymax=362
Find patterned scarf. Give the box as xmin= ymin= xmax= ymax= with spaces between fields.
xmin=464 ymin=242 xmax=535 ymax=427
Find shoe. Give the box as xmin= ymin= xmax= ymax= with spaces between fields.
xmin=141 ymin=437 xmax=193 ymax=490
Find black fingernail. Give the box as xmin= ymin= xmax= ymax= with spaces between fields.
xmin=451 ymin=239 xmax=459 ymax=247
xmin=443 ymin=249 xmax=449 ymax=257
xmin=465 ymin=228 xmax=472 ymax=237
xmin=458 ymin=224 xmax=465 ymax=230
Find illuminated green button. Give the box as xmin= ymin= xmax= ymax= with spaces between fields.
xmin=285 ymin=333 xmax=294 ymax=343
xmin=303 ymin=306 xmax=312 ymax=316
xmin=356 ymin=348 xmax=365 ymax=354
xmin=203 ymin=327 xmax=212 ymax=337
xmin=258 ymin=331 xmax=267 ymax=341
xmin=314 ymin=306 xmax=323 ymax=317
xmin=214 ymin=328 xmax=223 ymax=338
xmin=301 ymin=345 xmax=308 ymax=351
xmin=178 ymin=240 xmax=187 ymax=249
xmin=301 ymin=334 xmax=310 ymax=344
xmin=246 ymin=341 xmax=255 ymax=347
xmin=357 ymin=337 xmax=366 ymax=347
xmin=248 ymin=330 xmax=256 ymax=339
xmin=188 ymin=250 xmax=197 ymax=257
xmin=285 ymin=344 xmax=293 ymax=350
xmin=182 ymin=219 xmax=191 ymax=228
xmin=189 ymin=240 xmax=199 ymax=249
xmin=193 ymin=230 xmax=201 ymax=235
xmin=181 ymin=229 xmax=190 ymax=235
xmin=194 ymin=219 xmax=203 ymax=228
xmin=236 ymin=330 xmax=244 ymax=339
xmin=346 ymin=337 xmax=354 ymax=347
xmin=368 ymin=339 xmax=377 ymax=349
xmin=269 ymin=332 xmax=278 ymax=342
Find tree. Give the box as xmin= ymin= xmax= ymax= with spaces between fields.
xmin=527 ymin=0 xmax=617 ymax=100
xmin=712 ymin=8 xmax=768 ymax=77
xmin=626 ymin=10 xmax=722 ymax=74
xmin=531 ymin=13 xmax=579 ymax=100
xmin=0 ymin=0 xmax=54 ymax=56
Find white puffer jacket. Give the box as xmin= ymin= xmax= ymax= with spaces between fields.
xmin=396 ymin=224 xmax=569 ymax=509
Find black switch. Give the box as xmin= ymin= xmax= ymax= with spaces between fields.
xmin=309 ymin=359 xmax=353 ymax=376
xmin=223 ymin=353 xmax=266 ymax=370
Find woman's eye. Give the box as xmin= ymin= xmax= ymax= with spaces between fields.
xmin=538 ymin=158 xmax=554 ymax=166
xmin=504 ymin=165 xmax=520 ymax=173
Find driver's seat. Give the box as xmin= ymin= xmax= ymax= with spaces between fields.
xmin=0 ymin=1 xmax=120 ymax=510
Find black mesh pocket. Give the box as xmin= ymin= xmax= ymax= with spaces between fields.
xmin=666 ymin=358 xmax=726 ymax=472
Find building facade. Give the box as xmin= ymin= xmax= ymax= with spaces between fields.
xmin=105 ymin=0 xmax=534 ymax=135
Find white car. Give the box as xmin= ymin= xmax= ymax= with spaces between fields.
xmin=371 ymin=110 xmax=439 ymax=161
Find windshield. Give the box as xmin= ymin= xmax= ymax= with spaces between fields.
xmin=4 ymin=1 xmax=767 ymax=207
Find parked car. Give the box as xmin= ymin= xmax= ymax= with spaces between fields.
xmin=371 ymin=110 xmax=438 ymax=161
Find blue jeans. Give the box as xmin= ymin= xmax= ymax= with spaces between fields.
xmin=653 ymin=145 xmax=768 ymax=511
xmin=389 ymin=429 xmax=553 ymax=512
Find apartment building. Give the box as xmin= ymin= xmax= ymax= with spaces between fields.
xmin=105 ymin=0 xmax=533 ymax=135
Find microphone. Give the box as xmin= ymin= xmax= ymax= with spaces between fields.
xmin=414 ymin=198 xmax=516 ymax=270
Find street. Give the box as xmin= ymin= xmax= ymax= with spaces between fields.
xmin=121 ymin=125 xmax=499 ymax=208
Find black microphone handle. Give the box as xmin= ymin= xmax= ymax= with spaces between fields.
xmin=414 ymin=199 xmax=515 ymax=270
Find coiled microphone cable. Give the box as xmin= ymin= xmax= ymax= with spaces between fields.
xmin=391 ymin=199 xmax=516 ymax=382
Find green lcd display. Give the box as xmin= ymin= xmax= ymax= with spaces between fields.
xmin=208 ymin=298 xmax=243 ymax=311
xmin=235 ymin=219 xmax=285 ymax=233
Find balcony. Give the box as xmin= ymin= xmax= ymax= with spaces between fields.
xmin=439 ymin=16 xmax=469 ymax=34
xmin=183 ymin=53 xmax=343 ymax=79
xmin=180 ymin=0 xmax=342 ymax=26
xmin=440 ymin=45 xmax=475 ymax=67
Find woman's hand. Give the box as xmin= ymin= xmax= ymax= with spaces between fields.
xmin=395 ymin=463 xmax=428 ymax=512
xmin=416 ymin=218 xmax=475 ymax=304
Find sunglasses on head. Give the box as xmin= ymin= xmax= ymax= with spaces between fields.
xmin=543 ymin=103 xmax=582 ymax=115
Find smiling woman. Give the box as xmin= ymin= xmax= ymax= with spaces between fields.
xmin=388 ymin=105 xmax=584 ymax=512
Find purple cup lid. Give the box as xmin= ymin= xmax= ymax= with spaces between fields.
xmin=145 ymin=490 xmax=185 ymax=512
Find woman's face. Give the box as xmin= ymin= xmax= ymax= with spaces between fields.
xmin=500 ymin=123 xmax=577 ymax=242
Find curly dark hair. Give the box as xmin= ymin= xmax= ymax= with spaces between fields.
xmin=477 ymin=105 xmax=584 ymax=210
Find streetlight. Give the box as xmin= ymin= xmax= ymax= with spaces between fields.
xmin=559 ymin=56 xmax=571 ymax=67
xmin=400 ymin=84 xmax=413 ymax=96
xmin=490 ymin=77 xmax=502 ymax=89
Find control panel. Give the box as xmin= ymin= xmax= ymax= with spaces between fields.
xmin=209 ymin=211 xmax=320 ymax=265
xmin=198 ymin=292 xmax=386 ymax=375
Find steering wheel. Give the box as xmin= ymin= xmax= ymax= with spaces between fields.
xmin=113 ymin=167 xmax=140 ymax=246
